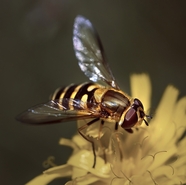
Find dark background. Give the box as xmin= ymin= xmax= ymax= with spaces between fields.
xmin=0 ymin=1 xmax=186 ymax=184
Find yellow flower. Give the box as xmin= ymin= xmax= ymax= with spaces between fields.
xmin=26 ymin=74 xmax=186 ymax=185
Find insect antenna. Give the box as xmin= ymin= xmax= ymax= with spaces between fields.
xmin=143 ymin=119 xmax=149 ymax=126
xmin=143 ymin=114 xmax=152 ymax=126
xmin=146 ymin=115 xmax=153 ymax=119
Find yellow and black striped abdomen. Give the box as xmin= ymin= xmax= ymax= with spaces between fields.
xmin=51 ymin=82 xmax=101 ymax=110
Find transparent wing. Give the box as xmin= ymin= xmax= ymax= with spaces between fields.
xmin=16 ymin=98 xmax=100 ymax=124
xmin=73 ymin=15 xmax=120 ymax=90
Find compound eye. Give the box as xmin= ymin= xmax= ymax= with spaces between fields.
xmin=134 ymin=98 xmax=144 ymax=109
xmin=121 ymin=108 xmax=138 ymax=129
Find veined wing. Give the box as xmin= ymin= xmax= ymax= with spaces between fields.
xmin=73 ymin=15 xmax=120 ymax=90
xmin=16 ymin=99 xmax=100 ymax=124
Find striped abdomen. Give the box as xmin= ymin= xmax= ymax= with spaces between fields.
xmin=51 ymin=82 xmax=100 ymax=110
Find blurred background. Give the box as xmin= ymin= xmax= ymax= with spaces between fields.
xmin=0 ymin=1 xmax=186 ymax=184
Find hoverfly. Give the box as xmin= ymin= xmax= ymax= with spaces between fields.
xmin=17 ymin=16 xmax=150 ymax=168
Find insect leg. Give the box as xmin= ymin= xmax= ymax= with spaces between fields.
xmin=97 ymin=120 xmax=107 ymax=164
xmin=78 ymin=118 xmax=100 ymax=168
xmin=114 ymin=122 xmax=123 ymax=161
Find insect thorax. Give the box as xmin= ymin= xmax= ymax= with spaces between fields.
xmin=94 ymin=88 xmax=130 ymax=119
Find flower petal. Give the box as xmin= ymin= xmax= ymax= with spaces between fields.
xmin=44 ymin=164 xmax=72 ymax=177
xmin=65 ymin=181 xmax=73 ymax=185
xmin=148 ymin=86 xmax=179 ymax=149
xmin=67 ymin=149 xmax=111 ymax=178
xmin=59 ymin=138 xmax=79 ymax=151
xmin=71 ymin=173 xmax=108 ymax=185
xmin=72 ymin=134 xmax=91 ymax=149
xmin=25 ymin=173 xmax=63 ymax=185
xmin=172 ymin=96 xmax=186 ymax=140
xmin=130 ymin=73 xmax=151 ymax=114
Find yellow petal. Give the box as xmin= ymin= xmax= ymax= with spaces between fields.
xmin=71 ymin=133 xmax=91 ymax=149
xmin=44 ymin=164 xmax=72 ymax=177
xmin=67 ymin=149 xmax=110 ymax=178
xmin=130 ymin=73 xmax=151 ymax=114
xmin=72 ymin=173 xmax=105 ymax=185
xmin=26 ymin=174 xmax=62 ymax=185
xmin=149 ymin=86 xmax=179 ymax=147
xmin=65 ymin=181 xmax=73 ymax=185
xmin=172 ymin=96 xmax=186 ymax=140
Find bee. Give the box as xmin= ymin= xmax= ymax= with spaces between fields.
xmin=17 ymin=15 xmax=151 ymax=168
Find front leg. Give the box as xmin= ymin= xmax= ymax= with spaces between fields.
xmin=78 ymin=118 xmax=100 ymax=168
